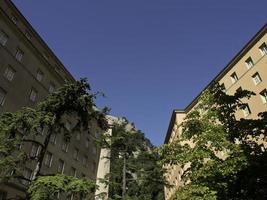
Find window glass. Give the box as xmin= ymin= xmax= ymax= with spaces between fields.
xmin=73 ymin=148 xmax=79 ymax=160
xmin=36 ymin=70 xmax=44 ymax=82
xmin=61 ymin=140 xmax=69 ymax=152
xmin=4 ymin=66 xmax=15 ymax=81
xmin=230 ymin=72 xmax=238 ymax=83
xmin=252 ymin=72 xmax=262 ymax=85
xmin=243 ymin=105 xmax=251 ymax=117
xmin=245 ymin=57 xmax=254 ymax=69
xmin=29 ymin=88 xmax=37 ymax=102
xmin=58 ymin=159 xmax=65 ymax=174
xmin=15 ymin=49 xmax=24 ymax=62
xmin=44 ymin=152 xmax=53 ymax=167
xmin=49 ymin=82 xmax=55 ymax=93
xmin=260 ymin=89 xmax=267 ymax=104
xmin=0 ymin=88 xmax=6 ymax=106
xmin=259 ymin=42 xmax=267 ymax=55
xmin=0 ymin=31 xmax=8 ymax=46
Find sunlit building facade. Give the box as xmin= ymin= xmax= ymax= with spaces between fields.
xmin=164 ymin=24 xmax=267 ymax=199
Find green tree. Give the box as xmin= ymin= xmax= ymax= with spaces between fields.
xmin=0 ymin=79 xmax=109 ymax=199
xmin=100 ymin=120 xmax=166 ymax=200
xmin=28 ymin=174 xmax=96 ymax=200
xmin=158 ymin=83 xmax=267 ymax=200
xmin=126 ymin=151 xmax=166 ymax=200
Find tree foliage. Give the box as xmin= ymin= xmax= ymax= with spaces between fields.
xmin=158 ymin=83 xmax=267 ymax=200
xmin=28 ymin=175 xmax=96 ymax=200
xmin=0 ymin=78 xmax=109 ymax=199
xmin=100 ymin=120 xmax=166 ymax=200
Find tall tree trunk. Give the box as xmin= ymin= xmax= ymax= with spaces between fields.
xmin=32 ymin=115 xmax=56 ymax=181
xmin=31 ymin=129 xmax=52 ymax=181
xmin=26 ymin=117 xmax=56 ymax=200
xmin=122 ymin=154 xmax=126 ymax=200
xmin=25 ymin=131 xmax=52 ymax=200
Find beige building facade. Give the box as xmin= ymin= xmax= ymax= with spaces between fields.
xmin=164 ymin=24 xmax=267 ymax=199
xmin=0 ymin=1 xmax=103 ymax=199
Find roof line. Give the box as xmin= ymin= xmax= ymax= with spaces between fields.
xmin=164 ymin=109 xmax=185 ymax=144
xmin=7 ymin=0 xmax=75 ymax=82
xmin=184 ymin=23 xmax=267 ymax=112
xmin=164 ymin=23 xmax=267 ymax=144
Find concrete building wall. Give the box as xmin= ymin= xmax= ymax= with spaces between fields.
xmin=0 ymin=1 xmax=102 ymax=199
xmin=164 ymin=111 xmax=185 ymax=200
xmin=95 ymin=128 xmax=112 ymax=200
xmin=164 ymin=25 xmax=267 ymax=199
xmin=94 ymin=116 xmax=137 ymax=199
xmin=219 ymin=34 xmax=267 ymax=120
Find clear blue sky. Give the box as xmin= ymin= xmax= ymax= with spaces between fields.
xmin=13 ymin=0 xmax=267 ymax=145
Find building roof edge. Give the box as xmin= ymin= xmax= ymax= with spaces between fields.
xmin=184 ymin=23 xmax=267 ymax=112
xmin=164 ymin=23 xmax=267 ymax=144
xmin=7 ymin=0 xmax=75 ymax=82
xmin=164 ymin=109 xmax=185 ymax=144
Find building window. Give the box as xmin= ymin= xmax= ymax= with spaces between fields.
xmin=230 ymin=72 xmax=238 ymax=83
xmin=260 ymin=89 xmax=267 ymax=104
xmin=85 ymin=138 xmax=90 ymax=148
xmin=76 ymin=132 xmax=81 ymax=141
xmin=220 ymin=83 xmax=226 ymax=92
xmin=70 ymin=167 xmax=77 ymax=177
xmin=245 ymin=57 xmax=254 ymax=69
xmin=30 ymin=143 xmax=41 ymax=159
xmin=252 ymin=72 xmax=262 ymax=85
xmin=15 ymin=48 xmax=24 ymax=62
xmin=65 ymin=121 xmax=71 ymax=131
xmin=82 ymin=155 xmax=88 ymax=166
xmin=236 ymin=87 xmax=242 ymax=93
xmin=259 ymin=42 xmax=267 ymax=56
xmin=49 ymin=82 xmax=55 ymax=93
xmin=44 ymin=152 xmax=53 ymax=167
xmin=4 ymin=66 xmax=15 ymax=81
xmin=61 ymin=140 xmax=69 ymax=152
xmin=11 ymin=15 xmax=18 ymax=24
xmin=43 ymin=53 xmax=49 ymax=61
xmin=58 ymin=159 xmax=65 ymax=174
xmin=54 ymin=67 xmax=61 ymax=75
xmin=92 ymin=145 xmax=97 ymax=155
xmin=243 ymin=104 xmax=251 ymax=117
xmin=25 ymin=31 xmax=32 ymax=40
xmin=73 ymin=148 xmax=79 ymax=160
xmin=37 ymin=126 xmax=45 ymax=135
xmin=22 ymin=168 xmax=33 ymax=185
xmin=50 ymin=133 xmax=57 ymax=144
xmin=29 ymin=88 xmax=38 ymax=102
xmin=0 ymin=31 xmax=8 ymax=46
xmin=36 ymin=70 xmax=44 ymax=82
xmin=0 ymin=88 xmax=7 ymax=106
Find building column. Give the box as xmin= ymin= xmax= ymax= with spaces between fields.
xmin=95 ymin=128 xmax=112 ymax=200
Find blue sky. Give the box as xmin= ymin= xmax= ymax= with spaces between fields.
xmin=13 ymin=0 xmax=267 ymax=145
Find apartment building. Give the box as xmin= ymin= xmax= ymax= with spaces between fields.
xmin=164 ymin=24 xmax=267 ymax=199
xmin=0 ymin=1 xmax=102 ymax=199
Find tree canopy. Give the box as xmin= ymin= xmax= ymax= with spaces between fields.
xmin=0 ymin=79 xmax=109 ymax=199
xmin=158 ymin=83 xmax=267 ymax=200
xmin=28 ymin=174 xmax=96 ymax=200
xmin=100 ymin=120 xmax=166 ymax=200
